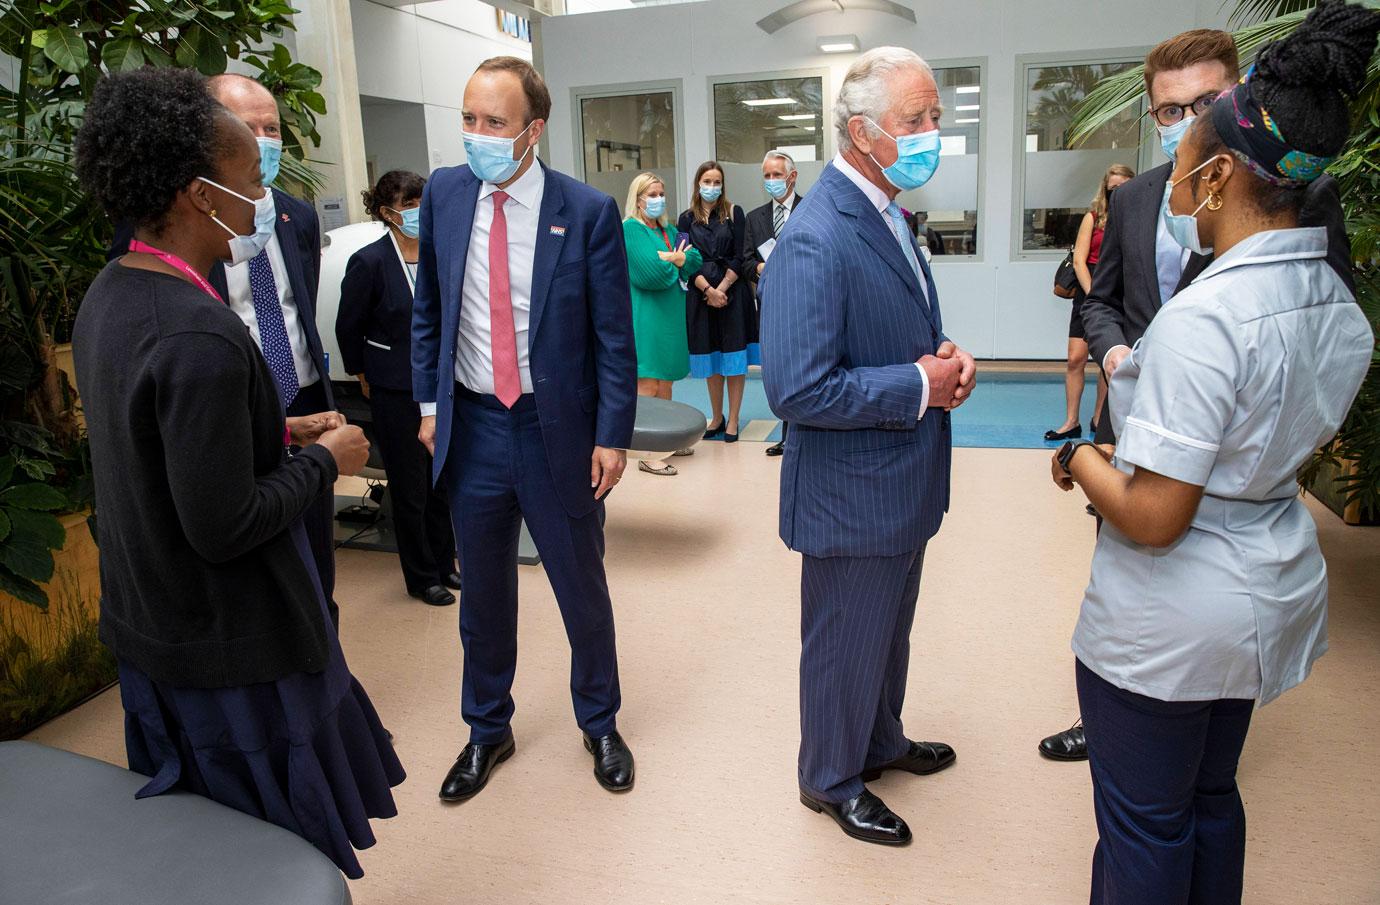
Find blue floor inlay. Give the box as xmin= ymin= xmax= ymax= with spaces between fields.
xmin=672 ymin=370 xmax=1101 ymax=450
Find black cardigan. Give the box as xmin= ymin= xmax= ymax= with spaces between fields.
xmin=72 ymin=263 xmax=338 ymax=688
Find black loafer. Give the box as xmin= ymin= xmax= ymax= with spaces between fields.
xmin=583 ymin=730 xmax=634 ymax=792
xmin=1039 ymin=720 xmax=1087 ymax=761
xmin=800 ymin=788 xmax=911 ymax=846
xmin=861 ymin=740 xmax=956 ymax=781
xmin=439 ymin=734 xmax=515 ymax=801
xmin=410 ymin=584 xmax=456 ymax=606
xmin=765 ymin=441 xmax=784 ymax=457
xmin=442 ymin=571 xmax=462 ymax=591
xmin=703 ymin=418 xmax=725 ymax=440
xmin=1044 ymin=424 xmax=1082 ymax=441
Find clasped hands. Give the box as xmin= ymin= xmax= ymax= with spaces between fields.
xmin=287 ymin=410 xmax=370 ymax=476
xmin=917 ymin=341 xmax=977 ymax=410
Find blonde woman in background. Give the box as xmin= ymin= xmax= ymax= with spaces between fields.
xmin=1047 ymin=164 xmax=1135 ymax=442
xmin=622 ymin=173 xmax=703 ymax=475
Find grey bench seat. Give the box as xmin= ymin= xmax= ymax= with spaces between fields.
xmin=0 ymin=741 xmax=351 ymax=905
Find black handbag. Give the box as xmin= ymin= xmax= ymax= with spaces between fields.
xmin=1053 ymin=251 xmax=1079 ymax=299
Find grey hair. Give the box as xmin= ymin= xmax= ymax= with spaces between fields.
xmin=833 ymin=46 xmax=932 ymax=151
xmin=763 ymin=149 xmax=796 ymax=170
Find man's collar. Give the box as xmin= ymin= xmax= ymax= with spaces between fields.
xmin=833 ymin=153 xmax=890 ymax=214
xmin=480 ymin=157 xmax=544 ymax=208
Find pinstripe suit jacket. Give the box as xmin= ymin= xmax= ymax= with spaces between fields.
xmin=759 ymin=162 xmax=951 ymax=558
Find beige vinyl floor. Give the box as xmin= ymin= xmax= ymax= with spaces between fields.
xmin=27 ymin=443 xmax=1380 ymax=904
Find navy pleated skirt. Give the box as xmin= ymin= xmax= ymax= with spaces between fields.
xmin=117 ymin=521 xmax=405 ymax=879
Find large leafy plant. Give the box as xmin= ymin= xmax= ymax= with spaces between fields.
xmin=1066 ymin=0 xmax=1380 ymax=520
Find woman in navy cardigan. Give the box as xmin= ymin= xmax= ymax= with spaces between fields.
xmin=336 ymin=170 xmax=459 ymax=606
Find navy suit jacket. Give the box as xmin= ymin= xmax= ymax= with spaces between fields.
xmin=336 ymin=233 xmax=415 ymax=392
xmin=410 ymin=161 xmax=637 ymax=519
xmin=759 ymin=162 xmax=951 ymax=558
xmin=108 ymin=187 xmax=332 ymax=409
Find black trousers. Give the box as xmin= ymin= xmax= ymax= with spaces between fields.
xmin=287 ymin=380 xmax=339 ymax=629
xmin=368 ymin=386 xmax=456 ymax=592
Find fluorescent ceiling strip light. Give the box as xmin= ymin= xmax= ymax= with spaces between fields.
xmin=743 ymin=98 xmax=798 ymax=107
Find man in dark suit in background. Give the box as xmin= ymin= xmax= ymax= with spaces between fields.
xmin=412 ymin=57 xmax=638 ymax=802
xmin=761 ymin=46 xmax=976 ymax=846
xmin=109 ymin=73 xmax=341 ymax=628
xmin=744 ymin=149 xmax=803 ymax=457
xmin=1042 ymin=28 xmax=1354 ymax=763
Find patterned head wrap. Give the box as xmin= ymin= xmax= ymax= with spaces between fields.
xmin=1208 ymin=64 xmax=1335 ymax=186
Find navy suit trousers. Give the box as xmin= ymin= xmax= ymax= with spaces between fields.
xmin=445 ymin=387 xmax=620 ymax=744
xmin=1076 ymin=659 xmax=1254 ymax=905
xmin=798 ymin=547 xmax=925 ymax=802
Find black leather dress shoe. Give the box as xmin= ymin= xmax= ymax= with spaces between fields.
xmin=861 ymin=740 xmax=956 ymax=781
xmin=582 ymin=730 xmax=634 ymax=792
xmin=410 ymin=584 xmax=456 ymax=606
xmin=1039 ymin=720 xmax=1087 ymax=761
xmin=442 ymin=572 xmax=462 ymax=591
xmin=439 ymin=734 xmax=515 ymax=801
xmin=799 ymin=788 xmax=911 ymax=846
xmin=765 ymin=441 xmax=785 ymax=457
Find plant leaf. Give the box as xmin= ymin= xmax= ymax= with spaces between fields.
xmin=0 ymin=509 xmax=10 ymax=544
xmin=0 ymin=567 xmax=48 ymax=609
xmin=0 ymin=483 xmax=67 ymax=511
xmin=100 ymin=35 xmax=145 ymax=73
xmin=0 ymin=533 xmax=56 ymax=583
xmin=41 ymin=23 xmax=86 ymax=75
xmin=3 ymin=508 xmax=66 ymax=551
xmin=0 ymin=457 xmax=12 ymax=488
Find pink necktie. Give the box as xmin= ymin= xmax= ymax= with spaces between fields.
xmin=488 ymin=190 xmax=521 ymax=408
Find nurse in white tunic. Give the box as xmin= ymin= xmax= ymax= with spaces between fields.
xmin=1050 ymin=6 xmax=1378 ymax=902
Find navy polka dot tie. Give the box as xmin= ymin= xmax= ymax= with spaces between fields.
xmin=248 ymin=250 xmax=299 ymax=407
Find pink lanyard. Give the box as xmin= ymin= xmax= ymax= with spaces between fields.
xmin=128 ymin=240 xmax=291 ymax=447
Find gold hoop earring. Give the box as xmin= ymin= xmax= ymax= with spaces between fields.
xmin=1205 ymin=192 xmax=1223 ymax=212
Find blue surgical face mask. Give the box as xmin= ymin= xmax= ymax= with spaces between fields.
xmin=388 ymin=206 xmax=421 ymax=239
xmin=257 ymin=137 xmax=283 ymax=186
xmin=764 ymin=178 xmax=788 ymax=199
xmin=699 ymin=184 xmax=722 ymax=203
xmin=462 ymin=123 xmax=533 ymax=184
xmin=200 ymin=177 xmax=276 ymax=265
xmin=1160 ymin=154 xmax=1223 ymax=256
xmin=642 ymin=195 xmax=666 ymax=219
xmin=865 ymin=117 xmax=941 ymax=191
xmin=1157 ymin=116 xmax=1192 ymax=162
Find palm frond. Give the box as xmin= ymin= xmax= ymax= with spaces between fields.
xmin=1225 ymin=0 xmax=1318 ymax=27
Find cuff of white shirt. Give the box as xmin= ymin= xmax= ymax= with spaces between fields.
xmin=419 ymin=402 xmax=437 ymax=417
xmin=1102 ymin=344 xmax=1132 ymax=374
xmin=913 ymin=362 xmax=931 ymax=417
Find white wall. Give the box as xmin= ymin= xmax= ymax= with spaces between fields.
xmin=361 ymin=98 xmax=432 ymax=183
xmin=351 ymin=0 xmax=532 ymax=173
xmin=537 ymin=0 xmax=1232 ymax=359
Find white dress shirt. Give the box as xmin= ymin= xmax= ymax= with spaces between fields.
xmin=224 ymin=233 xmax=319 ymax=388
xmin=832 ymin=154 xmax=932 ymax=416
xmin=774 ymin=192 xmax=796 ymax=226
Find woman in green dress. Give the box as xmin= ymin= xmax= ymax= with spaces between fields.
xmin=622 ymin=172 xmax=702 ymax=475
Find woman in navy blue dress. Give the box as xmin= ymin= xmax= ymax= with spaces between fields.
xmin=72 ymin=67 xmax=404 ymax=879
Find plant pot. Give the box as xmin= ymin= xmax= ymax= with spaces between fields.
xmin=1305 ymin=457 xmax=1377 ymax=526
xmin=0 ymin=510 xmax=115 ymax=740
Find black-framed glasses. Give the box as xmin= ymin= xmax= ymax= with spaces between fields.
xmin=1148 ymin=92 xmax=1220 ymax=127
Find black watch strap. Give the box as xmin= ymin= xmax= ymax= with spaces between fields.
xmin=1058 ymin=439 xmax=1095 ymax=475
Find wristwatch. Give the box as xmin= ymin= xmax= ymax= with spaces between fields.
xmin=1057 ymin=439 xmax=1095 ymax=476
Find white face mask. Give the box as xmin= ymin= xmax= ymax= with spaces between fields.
xmin=200 ymin=177 xmax=276 ymax=265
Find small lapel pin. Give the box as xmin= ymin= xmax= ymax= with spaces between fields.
xmin=280 ymin=213 xmax=291 ymax=222
xmin=549 ymin=225 xmax=566 ymax=237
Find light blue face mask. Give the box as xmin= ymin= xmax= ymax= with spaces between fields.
xmin=642 ymin=195 xmax=666 ymax=219
xmin=462 ymin=123 xmax=533 ymax=184
xmin=200 ymin=177 xmax=276 ymax=266
xmin=865 ymin=117 xmax=941 ymax=191
xmin=388 ymin=206 xmax=421 ymax=239
xmin=699 ymin=184 xmax=722 ymax=203
xmin=1160 ymin=154 xmax=1223 ymax=256
xmin=257 ymin=137 xmax=283 ymax=186
xmin=1157 ymin=116 xmax=1193 ymax=162
xmin=764 ymin=178 xmax=788 ymax=199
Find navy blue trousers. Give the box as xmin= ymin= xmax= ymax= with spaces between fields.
xmin=1076 ymin=659 xmax=1254 ymax=905
xmin=799 ymin=547 xmax=925 ymax=802
xmin=445 ymin=389 xmax=620 ymax=745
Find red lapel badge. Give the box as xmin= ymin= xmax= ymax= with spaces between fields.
xmin=280 ymin=212 xmax=291 ymax=222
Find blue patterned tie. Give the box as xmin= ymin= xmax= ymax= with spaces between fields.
xmin=248 ymin=250 xmax=299 ymax=407
xmin=884 ymin=202 xmax=924 ymax=288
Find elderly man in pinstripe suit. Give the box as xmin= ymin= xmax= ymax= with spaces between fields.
xmin=759 ymin=46 xmax=976 ymax=846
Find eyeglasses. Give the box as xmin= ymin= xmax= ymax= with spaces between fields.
xmin=1148 ymin=91 xmax=1221 ymax=127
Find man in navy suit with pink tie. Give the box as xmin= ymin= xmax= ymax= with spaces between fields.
xmin=411 ymin=57 xmax=638 ymax=802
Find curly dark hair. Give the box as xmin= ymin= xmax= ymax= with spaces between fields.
xmin=361 ymin=169 xmax=426 ymax=222
xmin=75 ymin=67 xmax=237 ymax=234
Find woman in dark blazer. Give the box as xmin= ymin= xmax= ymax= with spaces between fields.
xmin=336 ymin=170 xmax=458 ymax=606
xmin=71 ymin=67 xmax=403 ymax=879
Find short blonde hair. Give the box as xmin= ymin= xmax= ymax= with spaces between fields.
xmin=624 ymin=172 xmax=668 ymax=226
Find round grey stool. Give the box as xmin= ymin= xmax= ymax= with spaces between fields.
xmin=627 ymin=396 xmax=709 ymax=457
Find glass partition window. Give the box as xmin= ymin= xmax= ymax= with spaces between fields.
xmin=1021 ymin=61 xmax=1145 ymax=251
xmin=895 ymin=64 xmax=981 ymax=257
xmin=713 ymin=76 xmax=825 ymax=164
xmin=579 ymin=90 xmax=678 ymax=215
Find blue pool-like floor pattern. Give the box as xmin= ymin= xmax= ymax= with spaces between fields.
xmin=672 ymin=371 xmax=1101 ymax=450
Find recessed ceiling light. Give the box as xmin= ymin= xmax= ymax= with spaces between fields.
xmin=743 ymin=98 xmax=798 ymax=107
xmin=956 ymin=85 xmax=981 ymax=94
xmin=778 ymin=113 xmax=816 ymax=121
xmin=817 ymin=34 xmax=859 ymax=54
xmin=956 ymin=104 xmax=980 ymax=112
xmin=955 ymin=117 xmax=980 ymax=124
